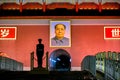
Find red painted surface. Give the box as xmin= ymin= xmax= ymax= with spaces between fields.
xmin=79 ymin=2 xmax=98 ymax=9
xmin=99 ymin=2 xmax=102 ymax=12
xmin=76 ymin=2 xmax=79 ymax=12
xmin=0 ymin=2 xmax=119 ymax=10
xmin=46 ymin=2 xmax=75 ymax=9
xmin=22 ymin=2 xmax=43 ymax=10
xmin=43 ymin=2 xmax=46 ymax=12
xmin=20 ymin=2 xmax=22 ymax=12
xmin=102 ymin=2 xmax=120 ymax=9
xmin=0 ymin=25 xmax=120 ymax=68
xmin=0 ymin=3 xmax=20 ymax=10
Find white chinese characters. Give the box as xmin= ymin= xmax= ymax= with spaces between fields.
xmin=111 ymin=28 xmax=120 ymax=37
xmin=0 ymin=29 xmax=9 ymax=37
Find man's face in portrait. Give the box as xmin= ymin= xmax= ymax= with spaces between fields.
xmin=55 ymin=24 xmax=66 ymax=40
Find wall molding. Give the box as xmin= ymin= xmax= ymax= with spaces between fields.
xmin=0 ymin=19 xmax=120 ymax=25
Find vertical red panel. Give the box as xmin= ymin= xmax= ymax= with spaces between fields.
xmin=20 ymin=2 xmax=22 ymax=12
xmin=76 ymin=2 xmax=79 ymax=12
xmin=43 ymin=2 xmax=46 ymax=12
xmin=99 ymin=2 xmax=102 ymax=12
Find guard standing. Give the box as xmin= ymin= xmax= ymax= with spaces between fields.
xmin=36 ymin=39 xmax=44 ymax=68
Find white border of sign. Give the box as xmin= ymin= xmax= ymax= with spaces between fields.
xmin=0 ymin=27 xmax=17 ymax=40
xmin=104 ymin=26 xmax=120 ymax=40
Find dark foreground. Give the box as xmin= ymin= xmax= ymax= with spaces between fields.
xmin=0 ymin=70 xmax=98 ymax=80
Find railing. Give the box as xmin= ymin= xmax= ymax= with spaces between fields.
xmin=81 ymin=51 xmax=120 ymax=80
xmin=0 ymin=56 xmax=23 ymax=71
xmin=30 ymin=51 xmax=49 ymax=70
xmin=81 ymin=55 xmax=96 ymax=76
xmin=96 ymin=51 xmax=120 ymax=80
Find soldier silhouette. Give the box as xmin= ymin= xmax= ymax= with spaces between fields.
xmin=36 ymin=38 xmax=44 ymax=68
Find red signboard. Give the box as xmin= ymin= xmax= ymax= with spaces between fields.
xmin=104 ymin=26 xmax=120 ymax=39
xmin=0 ymin=27 xmax=17 ymax=40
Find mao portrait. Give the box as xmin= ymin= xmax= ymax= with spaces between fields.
xmin=50 ymin=20 xmax=71 ymax=47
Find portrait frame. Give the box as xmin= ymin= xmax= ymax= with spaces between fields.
xmin=50 ymin=20 xmax=71 ymax=47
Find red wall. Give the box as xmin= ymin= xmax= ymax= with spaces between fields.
xmin=0 ymin=25 xmax=120 ymax=68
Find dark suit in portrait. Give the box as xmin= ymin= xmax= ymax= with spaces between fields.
xmin=51 ymin=37 xmax=69 ymax=46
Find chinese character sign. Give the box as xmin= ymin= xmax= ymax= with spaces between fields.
xmin=104 ymin=26 xmax=120 ymax=39
xmin=0 ymin=27 xmax=17 ymax=40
